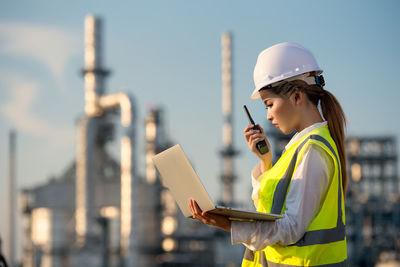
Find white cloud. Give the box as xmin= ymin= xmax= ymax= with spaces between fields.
xmin=0 ymin=21 xmax=79 ymax=147
xmin=0 ymin=21 xmax=81 ymax=86
xmin=0 ymin=72 xmax=75 ymax=148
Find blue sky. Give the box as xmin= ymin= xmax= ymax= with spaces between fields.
xmin=1 ymin=0 xmax=400 ymax=261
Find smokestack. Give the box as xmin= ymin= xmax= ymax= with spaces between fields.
xmin=8 ymin=130 xmax=16 ymax=267
xmin=220 ymin=32 xmax=238 ymax=206
xmin=75 ymin=117 xmax=96 ymax=245
xmin=83 ymin=15 xmax=109 ymax=117
xmin=76 ymin=14 xmax=110 ymax=245
xmin=77 ymin=15 xmax=136 ymax=265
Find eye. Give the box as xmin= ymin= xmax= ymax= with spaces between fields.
xmin=265 ymin=104 xmax=272 ymax=109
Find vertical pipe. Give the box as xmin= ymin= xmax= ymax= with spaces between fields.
xmin=145 ymin=110 xmax=158 ymax=184
xmin=76 ymin=118 xmax=96 ymax=245
xmin=144 ymin=109 xmax=162 ymax=250
xmin=120 ymin=136 xmax=132 ymax=259
xmin=84 ymin=15 xmax=103 ymax=71
xmin=78 ymin=14 xmax=136 ymax=265
xmin=98 ymin=217 xmax=109 ymax=267
xmin=119 ymin=96 xmax=135 ymax=266
xmin=8 ymin=130 xmax=16 ymax=267
xmin=76 ymin=14 xmax=109 ymax=245
xmin=97 ymin=94 xmax=136 ymax=262
xmin=221 ymin=32 xmax=234 ymax=205
xmin=21 ymin=190 xmax=34 ymax=267
xmin=84 ymin=15 xmax=107 ymax=117
xmin=222 ymin=32 xmax=232 ymax=147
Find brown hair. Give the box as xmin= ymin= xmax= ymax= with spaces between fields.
xmin=262 ymin=79 xmax=348 ymax=195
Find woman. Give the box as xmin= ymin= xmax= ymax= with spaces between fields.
xmin=189 ymin=42 xmax=348 ymax=266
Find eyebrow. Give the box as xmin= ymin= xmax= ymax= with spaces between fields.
xmin=263 ymin=98 xmax=271 ymax=104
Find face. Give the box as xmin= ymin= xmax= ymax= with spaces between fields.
xmin=259 ymin=90 xmax=299 ymax=135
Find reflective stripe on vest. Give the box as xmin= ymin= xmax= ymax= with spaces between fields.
xmin=243 ymin=248 xmax=348 ymax=267
xmin=266 ymin=259 xmax=348 ymax=267
xmin=270 ymin=134 xmax=345 ymax=247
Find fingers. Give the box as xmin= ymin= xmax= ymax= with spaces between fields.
xmin=244 ymin=125 xmax=266 ymax=147
xmin=244 ymin=126 xmax=259 ymax=142
xmin=188 ymin=199 xmax=215 ymax=224
xmin=192 ymin=199 xmax=203 ymax=215
xmin=248 ymin=132 xmax=265 ymax=143
xmin=188 ymin=199 xmax=195 ymax=216
xmin=244 ymin=124 xmax=265 ymax=138
xmin=244 ymin=124 xmax=263 ymax=133
xmin=243 ymin=124 xmax=255 ymax=133
xmin=188 ymin=199 xmax=231 ymax=232
xmin=189 ymin=199 xmax=204 ymax=219
xmin=189 ymin=199 xmax=201 ymax=217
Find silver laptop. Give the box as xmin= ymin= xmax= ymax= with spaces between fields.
xmin=152 ymin=144 xmax=283 ymax=221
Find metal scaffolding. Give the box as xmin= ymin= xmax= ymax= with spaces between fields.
xmin=346 ymin=136 xmax=400 ymax=266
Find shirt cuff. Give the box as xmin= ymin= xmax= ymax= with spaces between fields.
xmin=230 ymin=220 xmax=272 ymax=251
xmin=230 ymin=220 xmax=244 ymax=245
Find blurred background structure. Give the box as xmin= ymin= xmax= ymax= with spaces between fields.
xmin=15 ymin=15 xmax=400 ymax=267
xmin=1 ymin=2 xmax=400 ymax=267
xmin=345 ymin=137 xmax=400 ymax=266
xmin=268 ymin=129 xmax=400 ymax=266
xmin=17 ymin=15 xmax=243 ymax=267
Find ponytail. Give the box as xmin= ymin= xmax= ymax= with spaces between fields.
xmin=320 ymin=90 xmax=348 ymax=195
xmin=265 ymin=80 xmax=348 ymax=195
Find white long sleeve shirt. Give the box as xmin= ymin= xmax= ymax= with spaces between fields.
xmin=231 ymin=121 xmax=335 ymax=251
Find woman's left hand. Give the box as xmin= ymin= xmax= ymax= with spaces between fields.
xmin=188 ymin=199 xmax=231 ymax=232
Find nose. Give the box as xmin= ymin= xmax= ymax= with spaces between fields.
xmin=267 ymin=110 xmax=273 ymax=121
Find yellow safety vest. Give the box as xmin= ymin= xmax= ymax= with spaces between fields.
xmin=242 ymin=125 xmax=347 ymax=267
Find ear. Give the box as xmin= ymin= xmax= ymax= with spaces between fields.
xmin=291 ymin=91 xmax=304 ymax=105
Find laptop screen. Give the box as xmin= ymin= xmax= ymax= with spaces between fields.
xmin=152 ymin=144 xmax=215 ymax=217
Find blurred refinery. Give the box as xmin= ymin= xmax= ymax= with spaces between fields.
xmin=12 ymin=15 xmax=243 ymax=267
xmin=4 ymin=14 xmax=400 ymax=267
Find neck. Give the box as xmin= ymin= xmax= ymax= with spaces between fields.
xmin=295 ymin=105 xmax=324 ymax=133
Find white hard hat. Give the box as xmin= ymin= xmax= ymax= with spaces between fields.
xmin=251 ymin=42 xmax=323 ymax=100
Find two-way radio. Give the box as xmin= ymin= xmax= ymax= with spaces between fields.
xmin=243 ymin=105 xmax=269 ymax=155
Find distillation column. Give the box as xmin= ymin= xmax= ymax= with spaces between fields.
xmin=76 ymin=15 xmax=136 ymax=266
xmin=220 ymin=32 xmax=238 ymax=206
xmin=76 ymin=15 xmax=109 ymax=245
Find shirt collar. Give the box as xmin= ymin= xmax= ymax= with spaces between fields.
xmin=285 ymin=121 xmax=328 ymax=151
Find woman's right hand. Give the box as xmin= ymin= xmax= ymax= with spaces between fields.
xmin=244 ymin=124 xmax=272 ymax=171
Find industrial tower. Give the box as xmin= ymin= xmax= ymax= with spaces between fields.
xmin=220 ymin=32 xmax=239 ymax=206
xmin=77 ymin=15 xmax=136 ymax=266
xmin=21 ymin=15 xmax=137 ymax=267
xmin=20 ymin=19 xmax=246 ymax=267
